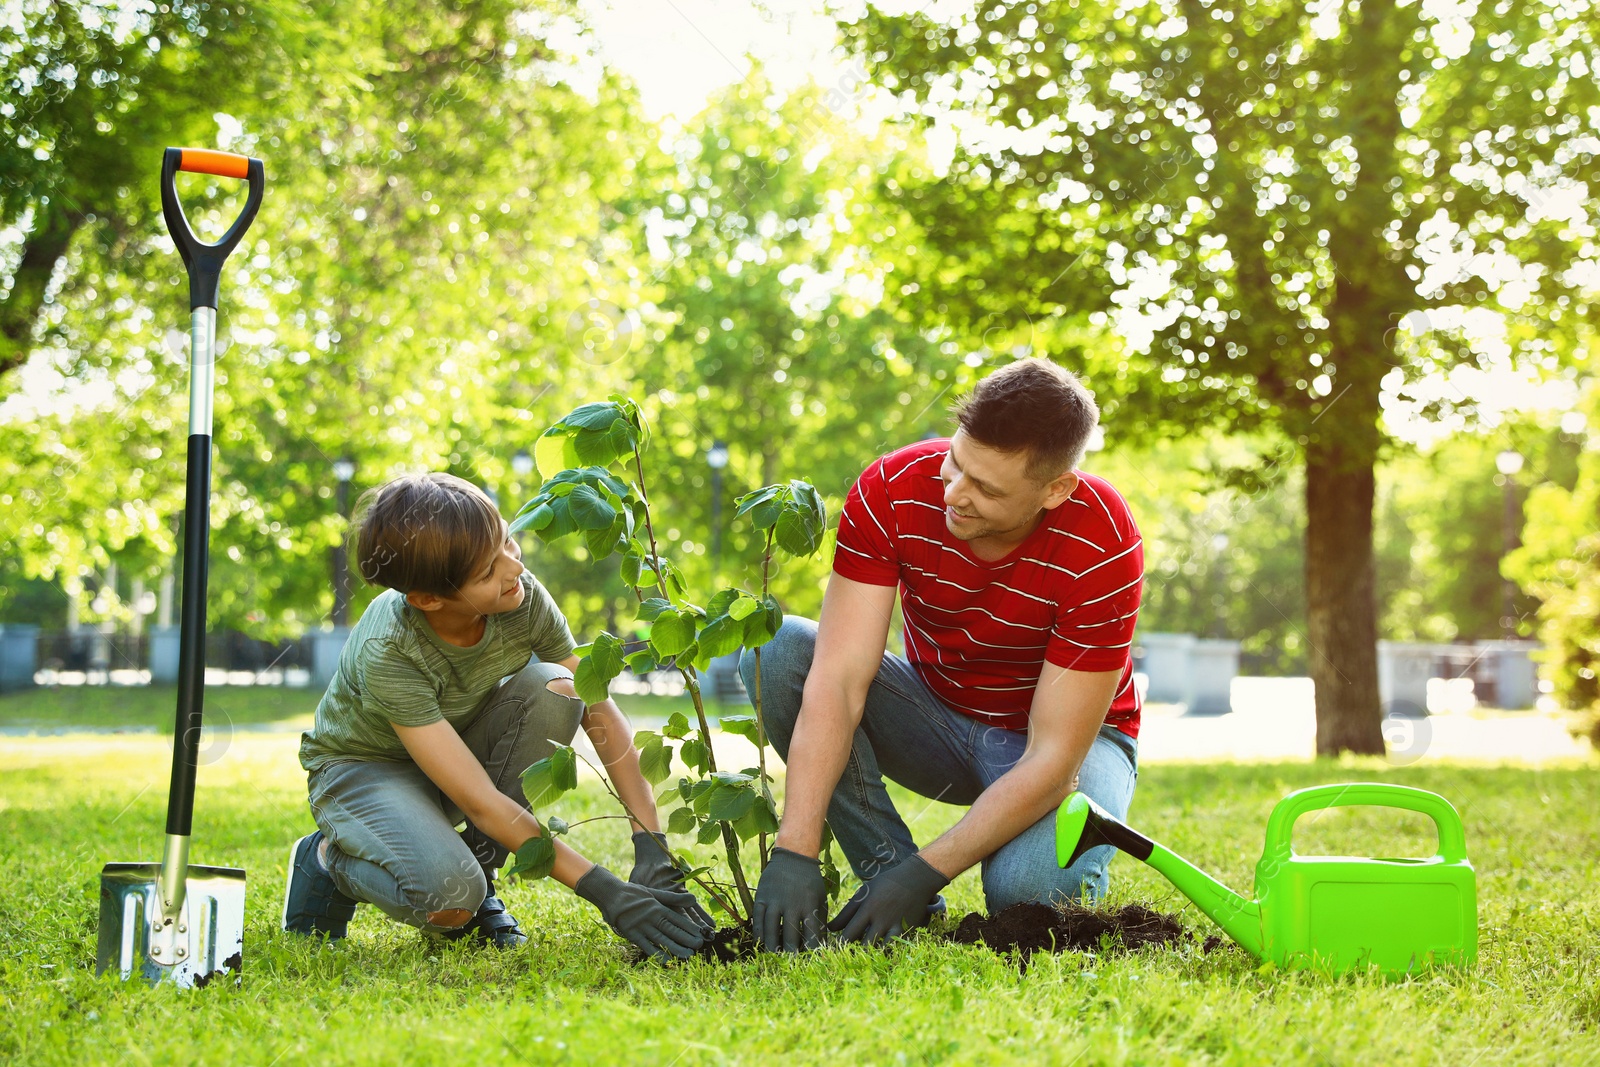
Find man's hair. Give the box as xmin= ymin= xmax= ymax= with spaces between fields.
xmin=953 ymin=357 xmax=1101 ymax=481
xmin=352 ymin=473 xmax=505 ymax=597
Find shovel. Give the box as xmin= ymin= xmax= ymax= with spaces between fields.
xmin=1056 ymin=782 xmax=1477 ymax=976
xmin=95 ymin=147 xmax=264 ymax=988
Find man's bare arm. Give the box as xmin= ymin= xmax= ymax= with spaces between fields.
xmin=771 ymin=573 xmax=897 ymax=858
xmin=917 ymin=662 xmax=1121 ymax=878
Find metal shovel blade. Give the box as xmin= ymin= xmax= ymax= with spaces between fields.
xmin=96 ymin=862 xmax=245 ymax=988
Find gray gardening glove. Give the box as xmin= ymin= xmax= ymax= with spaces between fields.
xmin=574 ymin=864 xmax=706 ymax=960
xmin=752 ymin=846 xmax=827 ymax=953
xmin=629 ymin=830 xmax=716 ymax=932
xmin=827 ymin=854 xmax=950 ymax=944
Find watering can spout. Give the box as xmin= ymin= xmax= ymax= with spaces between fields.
xmin=1056 ymin=792 xmax=1264 ymax=958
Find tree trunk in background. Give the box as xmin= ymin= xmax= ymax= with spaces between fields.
xmin=1304 ymin=427 xmax=1386 ymax=756
xmin=0 ymin=203 xmax=81 ymax=380
xmin=1303 ymin=0 xmax=1408 ymax=756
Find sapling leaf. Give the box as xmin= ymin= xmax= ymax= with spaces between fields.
xmin=521 ymin=745 xmax=578 ymax=808
xmin=680 ymin=737 xmax=711 ymax=774
xmin=574 ymin=631 xmax=625 ymax=704
xmin=505 ymin=831 xmax=557 ymax=881
xmin=624 ymin=649 xmax=658 ymax=674
xmin=696 ymin=819 xmax=723 ymax=845
xmin=547 ymin=816 xmax=570 ymax=835
xmin=728 ymin=593 xmax=760 ymax=621
xmin=733 ymin=484 xmax=782 ymax=519
xmin=637 ymin=597 xmax=674 ymax=621
xmin=718 ymin=715 xmax=763 ymax=744
xmin=666 ymin=806 xmax=698 ymax=835
xmin=567 ymin=485 xmax=617 ymax=530
xmin=638 ymin=736 xmax=674 ymax=785
xmin=650 ymin=611 xmax=696 ymax=657
xmin=708 ymin=783 xmax=757 ymax=823
xmin=563 ymin=401 xmax=625 ymax=431
xmin=741 ymin=596 xmax=784 ymax=647
xmin=663 ymin=711 xmax=692 ymax=740
xmin=534 ymin=431 xmax=576 ymax=479
xmin=694 ymin=614 xmax=743 ymax=670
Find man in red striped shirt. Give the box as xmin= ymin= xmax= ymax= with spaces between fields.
xmin=740 ymin=358 xmax=1143 ymax=951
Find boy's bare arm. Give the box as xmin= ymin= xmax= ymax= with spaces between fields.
xmin=392 ymin=719 xmax=594 ymax=888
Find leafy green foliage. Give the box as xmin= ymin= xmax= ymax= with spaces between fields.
xmin=532 ymin=398 xmax=649 ymax=479
xmin=520 ymin=745 xmax=579 ymax=810
xmin=503 ymin=823 xmax=557 ymax=881
xmin=511 ymin=397 xmax=830 ymax=920
xmin=572 ymin=632 xmax=626 ymax=706
xmin=735 ymin=482 xmax=828 ymax=557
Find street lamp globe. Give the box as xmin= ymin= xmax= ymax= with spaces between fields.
xmin=1495 ymin=450 xmax=1523 ymax=476
xmin=511 ymin=450 xmax=534 ymax=477
xmin=707 ymin=441 xmax=730 ymax=470
xmin=332 ymin=457 xmax=356 ymax=483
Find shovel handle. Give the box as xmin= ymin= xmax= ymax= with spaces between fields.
xmin=1261 ymin=783 xmax=1468 ymax=865
xmin=160 ymin=147 xmax=264 ymax=310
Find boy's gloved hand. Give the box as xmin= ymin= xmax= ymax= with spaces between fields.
xmin=752 ymin=846 xmax=828 ymax=952
xmin=575 ymin=864 xmax=706 ymax=960
xmin=827 ymin=854 xmax=950 ymax=944
xmin=628 ymin=830 xmax=716 ymax=932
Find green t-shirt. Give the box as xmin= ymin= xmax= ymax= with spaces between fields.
xmin=298 ymin=570 xmax=577 ymax=774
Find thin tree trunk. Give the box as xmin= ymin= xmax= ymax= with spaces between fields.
xmin=0 ymin=204 xmax=82 ymax=380
xmin=1303 ymin=424 xmax=1385 ymax=756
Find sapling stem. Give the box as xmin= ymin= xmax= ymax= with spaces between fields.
xmin=754 ymin=527 xmax=776 ymax=870
xmin=632 ymin=442 xmax=758 ymax=915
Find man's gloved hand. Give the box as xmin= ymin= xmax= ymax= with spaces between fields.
xmin=628 ymin=830 xmax=716 ymax=932
xmin=574 ymin=864 xmax=706 ymax=960
xmin=752 ymin=846 xmax=828 ymax=952
xmin=827 ymin=854 xmax=950 ymax=944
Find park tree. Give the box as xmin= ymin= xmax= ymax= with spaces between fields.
xmin=0 ymin=0 xmax=303 ymax=380
xmin=841 ymin=0 xmax=1598 ymax=753
xmin=0 ymin=0 xmax=661 ymax=637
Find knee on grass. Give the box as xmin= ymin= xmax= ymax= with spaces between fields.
xmin=406 ymin=864 xmax=488 ymax=931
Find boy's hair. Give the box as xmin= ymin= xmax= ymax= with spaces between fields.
xmin=353 ymin=473 xmax=506 ymax=597
xmin=954 ymin=357 xmax=1101 ymax=482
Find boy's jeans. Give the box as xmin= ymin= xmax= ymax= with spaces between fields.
xmin=306 ymin=659 xmax=584 ymax=932
xmin=739 ymin=617 xmax=1139 ymax=911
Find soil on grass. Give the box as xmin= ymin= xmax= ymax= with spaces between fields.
xmin=946 ymin=901 xmax=1189 ymax=970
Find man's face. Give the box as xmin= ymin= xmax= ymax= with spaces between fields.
xmin=939 ymin=430 xmax=1074 ymax=543
xmin=448 ymin=529 xmax=526 ymax=616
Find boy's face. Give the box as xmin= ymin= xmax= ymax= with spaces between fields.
xmin=451 ymin=530 xmax=526 ymax=616
xmin=407 ymin=526 xmax=526 ymax=620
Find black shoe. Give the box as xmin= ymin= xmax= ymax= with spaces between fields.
xmin=441 ymin=886 xmax=527 ymax=949
xmin=282 ymin=831 xmax=358 ymax=939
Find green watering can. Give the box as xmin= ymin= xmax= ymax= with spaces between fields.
xmin=1056 ymin=782 xmax=1477 ymax=976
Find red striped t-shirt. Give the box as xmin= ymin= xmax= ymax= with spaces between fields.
xmin=832 ymin=438 xmax=1144 ymax=738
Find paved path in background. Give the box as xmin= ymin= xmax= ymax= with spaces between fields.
xmin=2 ymin=679 xmax=1593 ymax=767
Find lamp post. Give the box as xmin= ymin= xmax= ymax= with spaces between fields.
xmin=1495 ymin=450 xmax=1523 ymax=640
xmin=331 ymin=457 xmax=356 ymax=627
xmin=707 ymin=440 xmax=729 ymax=585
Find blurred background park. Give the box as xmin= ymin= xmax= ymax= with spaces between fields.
xmin=1 ymin=0 xmax=1596 ymax=760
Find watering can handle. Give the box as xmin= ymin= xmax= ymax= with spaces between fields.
xmin=1260 ymin=783 xmax=1468 ymax=865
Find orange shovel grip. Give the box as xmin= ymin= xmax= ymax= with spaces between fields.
xmin=177 ymin=148 xmax=251 ymax=180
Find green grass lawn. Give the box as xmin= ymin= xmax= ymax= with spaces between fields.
xmin=2 ymin=721 xmax=1597 ymax=1065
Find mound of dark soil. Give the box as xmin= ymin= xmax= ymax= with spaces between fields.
xmin=945 ymin=901 xmax=1187 ymax=970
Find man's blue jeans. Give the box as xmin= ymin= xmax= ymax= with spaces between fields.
xmin=739 ymin=616 xmax=1139 ymax=912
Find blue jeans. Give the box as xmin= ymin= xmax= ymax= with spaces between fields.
xmin=740 ymin=616 xmax=1139 ymax=912
xmin=305 ymin=659 xmax=584 ymax=932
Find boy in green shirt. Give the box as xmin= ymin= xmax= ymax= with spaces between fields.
xmin=284 ymin=472 xmax=709 ymax=957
